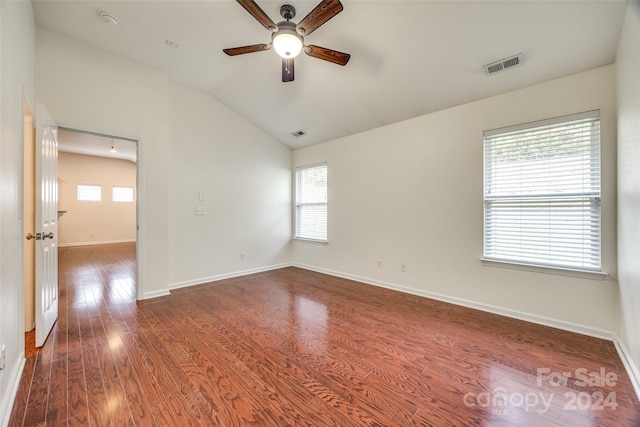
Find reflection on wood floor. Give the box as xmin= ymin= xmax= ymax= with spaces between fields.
xmin=9 ymin=243 xmax=640 ymax=426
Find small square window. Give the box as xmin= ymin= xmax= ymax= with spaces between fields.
xmin=77 ymin=184 xmax=101 ymax=201
xmin=112 ymin=186 xmax=134 ymax=202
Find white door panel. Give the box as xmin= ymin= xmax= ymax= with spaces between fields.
xmin=35 ymin=103 xmax=58 ymax=347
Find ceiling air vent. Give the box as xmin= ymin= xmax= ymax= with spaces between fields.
xmin=165 ymin=40 xmax=179 ymax=49
xmin=291 ymin=130 xmax=306 ymax=137
xmin=484 ymin=53 xmax=524 ymax=76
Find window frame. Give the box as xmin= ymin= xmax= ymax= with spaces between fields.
xmin=77 ymin=184 xmax=102 ymax=202
xmin=482 ymin=110 xmax=603 ymax=276
xmin=112 ymin=186 xmax=135 ymax=202
xmin=294 ymin=162 xmax=328 ymax=243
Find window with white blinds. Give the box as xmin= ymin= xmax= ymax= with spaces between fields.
xmin=295 ymin=163 xmax=327 ymax=241
xmin=483 ymin=111 xmax=601 ymax=271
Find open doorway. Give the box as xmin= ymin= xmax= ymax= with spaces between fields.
xmin=23 ymin=125 xmax=139 ymax=350
xmin=56 ymin=129 xmax=138 ymax=248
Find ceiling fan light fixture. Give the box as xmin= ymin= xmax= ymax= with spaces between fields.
xmin=272 ymin=22 xmax=303 ymax=58
xmin=224 ymin=0 xmax=349 ymax=80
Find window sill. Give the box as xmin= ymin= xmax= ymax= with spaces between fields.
xmin=480 ymin=258 xmax=608 ymax=281
xmin=294 ymin=237 xmax=328 ymax=245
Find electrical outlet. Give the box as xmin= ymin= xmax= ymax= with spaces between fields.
xmin=377 ymin=259 xmax=382 ymax=269
xmin=240 ymin=251 xmax=246 ymax=261
xmin=401 ymin=263 xmax=407 ymax=272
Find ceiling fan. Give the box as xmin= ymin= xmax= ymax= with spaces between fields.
xmin=223 ymin=0 xmax=350 ymax=82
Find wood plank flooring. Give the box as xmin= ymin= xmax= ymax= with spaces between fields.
xmin=8 ymin=243 xmax=640 ymax=426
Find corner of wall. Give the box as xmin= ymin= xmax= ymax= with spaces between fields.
xmin=615 ymin=0 xmax=640 ymax=404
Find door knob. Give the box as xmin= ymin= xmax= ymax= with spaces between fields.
xmin=25 ymin=232 xmax=52 ymax=240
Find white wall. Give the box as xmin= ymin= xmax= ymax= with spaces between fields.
xmin=35 ymin=29 xmax=293 ymax=296
xmin=293 ymin=65 xmax=619 ymax=335
xmin=35 ymin=28 xmax=169 ymax=298
xmin=168 ymin=83 xmax=291 ymax=287
xmin=616 ymin=0 xmax=640 ymax=393
xmin=0 ymin=1 xmax=34 ymax=424
xmin=58 ymin=152 xmax=136 ymax=246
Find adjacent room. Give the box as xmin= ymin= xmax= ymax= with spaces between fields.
xmin=57 ymin=130 xmax=137 ymax=249
xmin=1 ymin=0 xmax=639 ymax=425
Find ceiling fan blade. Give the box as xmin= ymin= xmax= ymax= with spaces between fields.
xmin=236 ymin=0 xmax=278 ymax=32
xmin=304 ymin=45 xmax=350 ymax=66
xmin=282 ymin=58 xmax=294 ymax=82
xmin=297 ymin=0 xmax=343 ymax=36
xmin=223 ymin=44 xmax=271 ymax=56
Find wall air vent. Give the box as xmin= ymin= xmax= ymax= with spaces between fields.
xmin=291 ymin=130 xmax=306 ymax=137
xmin=484 ymin=53 xmax=524 ymax=76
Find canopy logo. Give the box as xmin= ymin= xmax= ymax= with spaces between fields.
xmin=462 ymin=367 xmax=618 ymax=416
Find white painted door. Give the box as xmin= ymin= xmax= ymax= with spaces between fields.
xmin=35 ymin=103 xmax=59 ymax=347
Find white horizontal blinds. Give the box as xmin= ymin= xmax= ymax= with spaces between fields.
xmin=484 ymin=111 xmax=601 ymax=270
xmin=296 ymin=163 xmax=328 ymax=241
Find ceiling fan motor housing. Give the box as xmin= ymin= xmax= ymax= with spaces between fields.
xmin=280 ymin=4 xmax=296 ymax=20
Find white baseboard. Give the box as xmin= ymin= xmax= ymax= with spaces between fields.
xmin=58 ymin=239 xmax=135 ymax=248
xmin=613 ymin=336 xmax=640 ymax=402
xmin=0 ymin=355 xmax=25 ymax=427
xmin=169 ymin=263 xmax=290 ymax=291
xmin=141 ymin=289 xmax=171 ymax=300
xmin=292 ymin=263 xmax=616 ymax=341
xmin=143 ymin=263 xmax=290 ymax=300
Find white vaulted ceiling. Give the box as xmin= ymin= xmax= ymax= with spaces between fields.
xmin=32 ymin=0 xmax=627 ymax=149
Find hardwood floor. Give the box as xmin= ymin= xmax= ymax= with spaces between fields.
xmin=9 ymin=243 xmax=640 ymax=426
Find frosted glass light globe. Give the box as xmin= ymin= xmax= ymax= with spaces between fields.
xmin=273 ymin=32 xmax=303 ymax=58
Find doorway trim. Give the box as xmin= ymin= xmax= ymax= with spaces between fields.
xmin=23 ymin=97 xmax=35 ymax=332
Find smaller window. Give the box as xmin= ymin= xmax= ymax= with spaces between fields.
xmin=77 ymin=184 xmax=101 ymax=201
xmin=295 ymin=163 xmax=328 ymax=242
xmin=112 ymin=186 xmax=134 ymax=202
